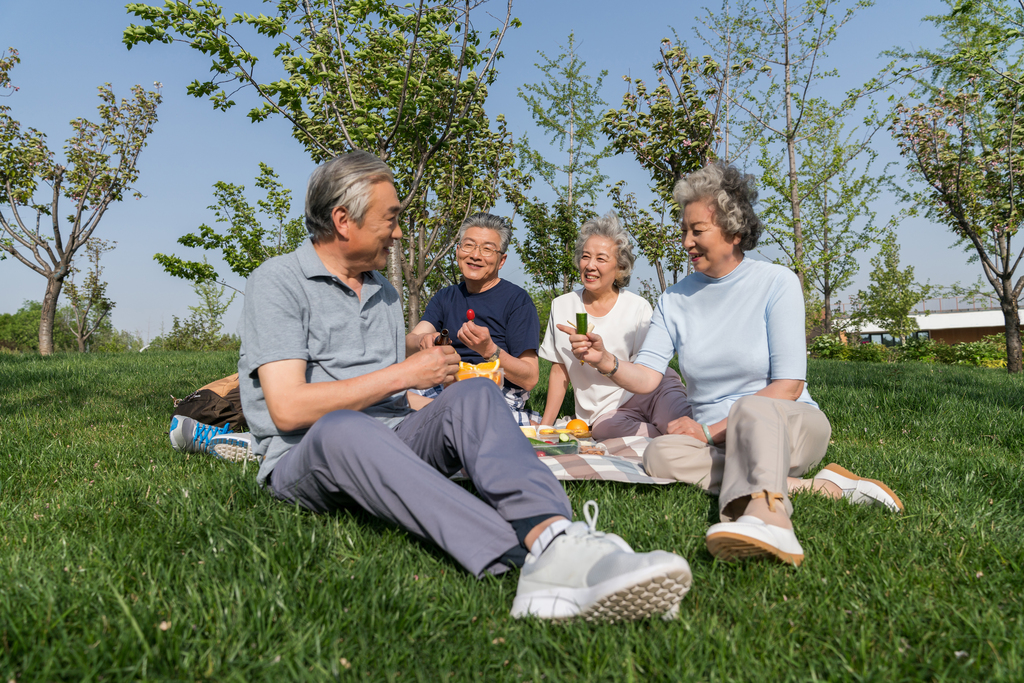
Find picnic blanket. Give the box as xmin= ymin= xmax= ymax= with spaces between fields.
xmin=538 ymin=435 xmax=677 ymax=485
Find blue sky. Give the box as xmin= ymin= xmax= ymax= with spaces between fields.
xmin=0 ymin=0 xmax=959 ymax=338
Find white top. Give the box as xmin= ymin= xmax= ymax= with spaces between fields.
xmin=539 ymin=289 xmax=653 ymax=423
xmin=634 ymin=258 xmax=817 ymax=424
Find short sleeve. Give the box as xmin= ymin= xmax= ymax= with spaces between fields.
xmin=503 ymin=294 xmax=541 ymax=357
xmin=633 ymin=296 xmax=674 ymax=374
xmin=629 ymin=296 xmax=654 ymax=359
xmin=240 ymin=264 xmax=310 ymax=376
xmin=421 ymin=287 xmax=447 ymax=330
xmin=766 ymin=270 xmax=807 ymax=381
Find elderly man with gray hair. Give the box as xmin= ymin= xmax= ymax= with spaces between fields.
xmin=406 ymin=212 xmax=542 ymax=425
xmin=236 ymin=150 xmax=692 ymax=621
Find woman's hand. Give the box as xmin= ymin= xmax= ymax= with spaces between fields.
xmin=554 ymin=323 xmax=606 ymax=366
xmin=666 ymin=415 xmax=707 ymax=441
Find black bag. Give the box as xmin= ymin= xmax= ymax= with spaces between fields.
xmin=172 ymin=373 xmax=247 ymax=431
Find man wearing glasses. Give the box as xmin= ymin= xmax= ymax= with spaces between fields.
xmin=406 ymin=213 xmax=541 ymax=425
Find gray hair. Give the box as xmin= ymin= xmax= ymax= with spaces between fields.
xmin=305 ymin=150 xmax=395 ymax=242
xmin=456 ymin=212 xmax=512 ymax=253
xmin=673 ymin=160 xmax=763 ymax=251
xmin=573 ymin=211 xmax=636 ymax=288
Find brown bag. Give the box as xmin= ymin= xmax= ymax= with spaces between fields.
xmin=172 ymin=373 xmax=247 ymax=431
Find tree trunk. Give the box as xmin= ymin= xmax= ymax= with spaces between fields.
xmin=39 ymin=276 xmax=64 ymax=356
xmin=1000 ymin=295 xmax=1022 ymax=373
xmin=387 ymin=248 xmax=404 ymax=298
xmin=407 ymin=286 xmax=421 ymax=332
xmin=823 ymin=288 xmax=832 ymax=334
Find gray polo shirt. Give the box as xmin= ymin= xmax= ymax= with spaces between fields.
xmin=238 ymin=240 xmax=411 ymax=485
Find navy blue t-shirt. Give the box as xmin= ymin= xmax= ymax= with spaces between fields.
xmin=421 ymin=280 xmax=540 ymax=390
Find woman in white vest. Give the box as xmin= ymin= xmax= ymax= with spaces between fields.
xmin=538 ymin=212 xmax=690 ymax=439
xmin=559 ymin=161 xmax=903 ymax=566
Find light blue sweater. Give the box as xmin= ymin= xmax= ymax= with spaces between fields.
xmin=634 ymin=258 xmax=818 ymax=424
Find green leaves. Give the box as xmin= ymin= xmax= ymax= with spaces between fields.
xmin=155 ymin=163 xmax=305 ymax=285
xmin=0 ymin=50 xmax=161 ymax=354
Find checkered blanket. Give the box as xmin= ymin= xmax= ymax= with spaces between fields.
xmin=538 ymin=436 xmax=676 ymax=485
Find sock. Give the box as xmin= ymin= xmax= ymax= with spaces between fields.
xmin=529 ymin=518 xmax=572 ymax=558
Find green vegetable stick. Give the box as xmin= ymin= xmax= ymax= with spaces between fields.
xmin=576 ymin=312 xmax=588 ymax=364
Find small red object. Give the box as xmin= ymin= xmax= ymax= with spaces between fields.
xmin=467 ymin=309 xmax=476 ymax=321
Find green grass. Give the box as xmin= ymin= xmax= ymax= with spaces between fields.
xmin=1 ymin=352 xmax=1023 ymax=681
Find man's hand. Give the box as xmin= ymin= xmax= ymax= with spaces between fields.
xmin=403 ymin=344 xmax=461 ymax=390
xmin=554 ymin=323 xmax=605 ymax=366
xmin=417 ymin=332 xmax=437 ymax=352
xmin=457 ymin=320 xmax=498 ymax=358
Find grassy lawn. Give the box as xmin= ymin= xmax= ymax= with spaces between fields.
xmin=1 ymin=352 xmax=1022 ymax=681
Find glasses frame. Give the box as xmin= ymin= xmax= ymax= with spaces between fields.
xmin=457 ymin=240 xmax=503 ymax=258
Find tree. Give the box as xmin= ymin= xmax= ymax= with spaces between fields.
xmin=397 ymin=112 xmax=522 ymax=325
xmin=125 ymin=0 xmax=520 ymax=314
xmin=155 ymin=163 xmax=306 ymax=290
xmin=757 ymin=99 xmax=890 ymax=332
xmin=850 ymin=233 xmax=931 ymax=344
xmin=153 ymin=278 xmax=239 ymax=351
xmin=513 ymin=32 xmax=608 ymax=293
xmin=0 ymin=48 xmax=161 ymax=355
xmin=62 ymin=238 xmax=116 ymax=352
xmin=516 ymin=200 xmax=596 ymax=294
xmin=603 ymin=36 xmax=724 ymax=294
xmin=890 ymin=0 xmax=1024 ymax=371
xmin=700 ymin=0 xmax=877 ymax=289
xmin=0 ymin=301 xmax=77 ymax=352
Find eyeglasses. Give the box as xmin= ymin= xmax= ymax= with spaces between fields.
xmin=457 ymin=240 xmax=502 ymax=257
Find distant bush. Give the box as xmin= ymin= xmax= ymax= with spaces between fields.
xmin=809 ymin=331 xmax=1007 ymax=368
xmin=807 ymin=333 xmax=849 ymax=360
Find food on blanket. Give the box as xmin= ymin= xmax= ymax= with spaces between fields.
xmin=535 ymin=450 xmax=546 ymax=458
xmin=456 ymin=359 xmax=502 ymax=386
xmin=579 ymin=446 xmax=604 ymax=455
xmin=466 ymin=309 xmax=475 ymax=321
xmin=539 ymin=428 xmax=557 ymax=435
xmin=566 ymin=419 xmax=590 ymax=436
xmin=519 ymin=426 xmax=538 ymax=439
xmin=558 ymin=432 xmax=571 ymax=443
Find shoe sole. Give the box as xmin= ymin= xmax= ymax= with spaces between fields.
xmin=510 ymin=560 xmax=692 ymax=623
xmin=210 ymin=441 xmax=257 ymax=463
xmin=823 ymin=463 xmax=904 ymax=512
xmin=706 ymin=531 xmax=804 ymax=566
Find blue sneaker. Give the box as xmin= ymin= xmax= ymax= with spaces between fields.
xmin=208 ymin=432 xmax=256 ymax=463
xmin=169 ymin=416 xmax=230 ymax=453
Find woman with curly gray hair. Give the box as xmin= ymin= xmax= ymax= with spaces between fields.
xmin=538 ymin=212 xmax=689 ymax=439
xmin=561 ymin=161 xmax=903 ymax=567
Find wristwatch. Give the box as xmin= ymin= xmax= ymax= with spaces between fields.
xmin=487 ymin=347 xmax=501 ymax=362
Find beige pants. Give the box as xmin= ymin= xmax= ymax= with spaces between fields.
xmin=643 ymin=396 xmax=831 ymax=521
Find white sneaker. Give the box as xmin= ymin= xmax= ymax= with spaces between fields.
xmin=706 ymin=515 xmax=805 ymax=566
xmin=510 ymin=501 xmax=692 ymax=622
xmin=814 ymin=463 xmax=904 ymax=512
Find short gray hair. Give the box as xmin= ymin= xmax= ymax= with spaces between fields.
xmin=673 ymin=160 xmax=762 ymax=251
xmin=305 ymin=150 xmax=395 ymax=242
xmin=573 ymin=211 xmax=636 ymax=288
xmin=456 ymin=212 xmax=512 ymax=253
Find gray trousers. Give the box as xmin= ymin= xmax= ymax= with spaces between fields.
xmin=643 ymin=396 xmax=831 ymax=521
xmin=267 ymin=378 xmax=572 ymax=578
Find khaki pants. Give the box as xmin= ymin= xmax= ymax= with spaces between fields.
xmin=643 ymin=396 xmax=831 ymax=521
